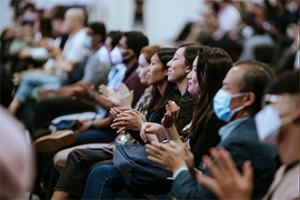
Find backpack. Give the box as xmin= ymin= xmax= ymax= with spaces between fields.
xmin=113 ymin=142 xmax=173 ymax=194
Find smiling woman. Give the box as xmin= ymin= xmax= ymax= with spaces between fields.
xmin=136 ymin=45 xmax=163 ymax=84
xmin=167 ymin=44 xmax=200 ymax=95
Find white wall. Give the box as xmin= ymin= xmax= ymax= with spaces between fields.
xmin=0 ymin=0 xmax=204 ymax=47
xmin=0 ymin=0 xmax=14 ymax=34
xmin=144 ymin=0 xmax=203 ymax=46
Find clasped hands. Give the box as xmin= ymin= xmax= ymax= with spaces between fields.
xmin=99 ymin=83 xmax=134 ymax=108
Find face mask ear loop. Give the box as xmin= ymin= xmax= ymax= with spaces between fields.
xmin=230 ymin=93 xmax=247 ymax=114
xmin=231 ymin=92 xmax=247 ymax=98
xmin=231 ymin=105 xmax=245 ymax=113
xmin=278 ymin=102 xmax=299 ymax=125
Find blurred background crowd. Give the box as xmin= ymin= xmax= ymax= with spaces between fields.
xmin=0 ymin=0 xmax=299 ymax=73
xmin=0 ymin=0 xmax=299 ymax=199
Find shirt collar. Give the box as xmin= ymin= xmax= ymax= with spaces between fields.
xmin=218 ymin=117 xmax=250 ymax=141
xmin=183 ymin=90 xmax=189 ymax=97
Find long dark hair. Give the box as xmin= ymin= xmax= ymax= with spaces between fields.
xmin=144 ymin=48 xmax=177 ymax=113
xmin=190 ymin=46 xmax=233 ymax=137
xmin=179 ymin=43 xmax=202 ymax=67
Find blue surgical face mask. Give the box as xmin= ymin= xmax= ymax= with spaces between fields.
xmin=213 ymin=89 xmax=247 ymax=122
xmin=83 ymin=35 xmax=92 ymax=48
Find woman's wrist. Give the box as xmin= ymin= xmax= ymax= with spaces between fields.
xmin=89 ymin=121 xmax=96 ymax=129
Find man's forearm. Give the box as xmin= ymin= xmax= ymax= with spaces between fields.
xmin=94 ymin=95 xmax=113 ymax=110
xmin=93 ymin=117 xmax=111 ymax=129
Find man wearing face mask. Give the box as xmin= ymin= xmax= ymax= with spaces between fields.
xmin=198 ymin=71 xmax=299 ymax=200
xmin=210 ymin=60 xmax=279 ymax=198
xmin=164 ymin=60 xmax=279 ymax=200
xmin=255 ymin=71 xmax=299 ymax=200
xmin=33 ymin=31 xmax=148 ymax=148
xmin=32 ymin=32 xmax=149 ymax=200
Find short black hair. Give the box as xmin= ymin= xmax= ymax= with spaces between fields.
xmin=266 ymin=71 xmax=299 ymax=95
xmin=40 ymin=18 xmax=52 ymax=38
xmin=24 ymin=3 xmax=35 ymax=11
xmin=88 ymin=22 xmax=106 ymax=39
xmin=234 ymin=60 xmax=276 ymax=114
xmin=0 ymin=66 xmax=14 ymax=108
xmin=124 ymin=31 xmax=149 ymax=58
xmin=107 ymin=31 xmax=123 ymax=49
xmin=21 ymin=20 xmax=33 ymax=26
xmin=52 ymin=7 xmax=66 ymax=20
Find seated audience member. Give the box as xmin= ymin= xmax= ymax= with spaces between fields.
xmin=146 ymin=60 xmax=279 ymax=199
xmin=30 ymin=31 xmax=148 ymax=198
xmin=199 ymin=71 xmax=299 ymax=200
xmin=212 ymin=0 xmax=241 ymax=41
xmin=50 ymin=47 xmax=180 ymax=200
xmin=31 ymin=31 xmax=148 ymax=134
xmin=15 ymin=17 xmax=54 ymax=73
xmin=111 ymin=44 xmax=201 ymax=142
xmin=13 ymin=8 xmax=68 ymax=80
xmin=141 ymin=46 xmax=232 ymax=165
xmin=40 ymin=24 xmax=112 ymax=100
xmin=24 ymin=22 xmax=107 ymax=127
xmin=33 ymin=31 xmax=149 ymax=147
xmin=30 ymin=31 xmax=122 ymax=135
xmin=8 ymin=21 xmax=34 ymax=57
xmin=52 ymin=43 xmax=202 ymax=177
xmin=82 ymin=46 xmax=233 ymax=199
xmin=13 ymin=8 xmax=68 ymax=81
xmin=9 ymin=8 xmax=89 ymax=115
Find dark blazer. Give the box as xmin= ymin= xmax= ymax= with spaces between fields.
xmin=171 ymin=117 xmax=278 ymax=200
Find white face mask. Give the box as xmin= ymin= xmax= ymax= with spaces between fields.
xmin=110 ymin=46 xmax=123 ymax=65
xmin=98 ymin=46 xmax=110 ymax=64
xmin=255 ymin=104 xmax=296 ymax=146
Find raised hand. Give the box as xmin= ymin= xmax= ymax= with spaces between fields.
xmin=99 ymin=83 xmax=133 ymax=107
xmin=198 ymin=147 xmax=253 ymax=200
xmin=145 ymin=140 xmax=187 ymax=173
xmin=111 ymin=109 xmax=144 ymax=133
xmin=161 ymin=101 xmax=180 ymax=128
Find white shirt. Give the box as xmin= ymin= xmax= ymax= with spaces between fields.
xmin=213 ymin=5 xmax=241 ymax=40
xmin=96 ymin=63 xmax=127 ymax=117
xmin=62 ymin=28 xmax=89 ymax=62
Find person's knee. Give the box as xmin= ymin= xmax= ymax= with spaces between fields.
xmin=67 ymin=149 xmax=85 ymax=164
xmin=89 ymin=165 xmax=113 ymax=178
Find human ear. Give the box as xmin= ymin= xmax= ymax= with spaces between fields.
xmin=186 ymin=65 xmax=192 ymax=74
xmin=242 ymin=92 xmax=255 ymax=107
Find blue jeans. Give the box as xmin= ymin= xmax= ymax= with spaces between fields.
xmin=76 ymin=128 xmax=116 ymax=145
xmin=15 ymin=73 xmax=61 ymax=102
xmin=56 ymin=120 xmax=117 ymax=145
xmin=82 ymin=165 xmax=171 ymax=200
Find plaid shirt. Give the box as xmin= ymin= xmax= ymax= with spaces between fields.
xmin=123 ymin=63 xmax=148 ymax=107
